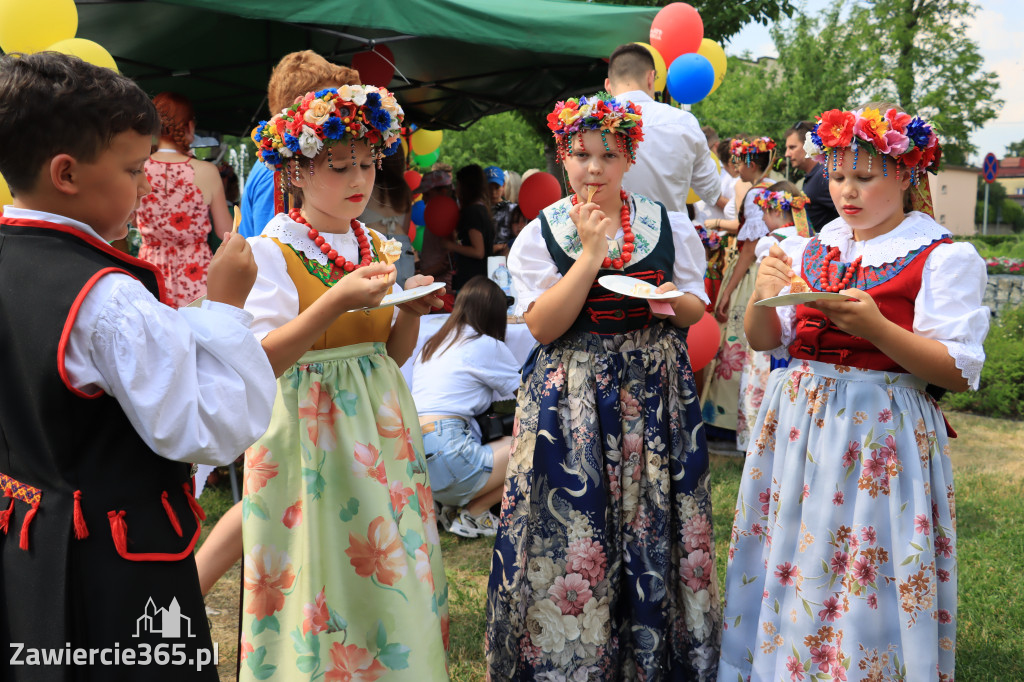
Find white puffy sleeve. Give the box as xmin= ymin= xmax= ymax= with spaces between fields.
xmin=508 ymin=218 xmax=560 ymax=316
xmin=914 ymin=241 xmax=989 ymax=389
xmin=245 ymin=236 xmax=299 ymax=340
xmin=63 ymin=275 xmax=276 ymax=465
xmin=667 ymin=211 xmax=710 ymax=303
xmin=771 ymin=236 xmax=812 ymax=357
xmin=738 ymin=188 xmax=770 ymax=242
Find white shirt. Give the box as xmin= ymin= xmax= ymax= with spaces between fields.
xmin=771 ymin=212 xmax=989 ymax=389
xmin=613 ymin=90 xmax=722 ymax=212
xmin=412 ymin=331 xmax=521 ymax=435
xmin=737 ymin=186 xmax=770 ymax=242
xmin=7 ymin=207 xmax=279 ymax=465
xmin=245 ymin=214 xmax=402 ymax=339
xmin=755 ymin=226 xmax=800 ymax=262
xmin=508 ymin=198 xmax=709 ymax=315
xmin=696 ymin=168 xmax=738 ymax=224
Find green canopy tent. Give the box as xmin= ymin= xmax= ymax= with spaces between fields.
xmin=72 ymin=0 xmax=659 ymax=135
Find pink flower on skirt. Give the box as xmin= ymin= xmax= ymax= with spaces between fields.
xmin=548 ymin=573 xmax=592 ymax=615
xmin=775 ymin=562 xmax=797 ymax=586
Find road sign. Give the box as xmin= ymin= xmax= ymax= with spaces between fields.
xmin=983 ymin=153 xmax=999 ymax=184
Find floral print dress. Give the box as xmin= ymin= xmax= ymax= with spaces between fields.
xmin=240 ymin=221 xmax=449 ymax=681
xmin=137 ymin=158 xmax=213 ymax=308
xmin=718 ymin=215 xmax=989 ymax=682
xmin=487 ymin=197 xmax=720 ymax=681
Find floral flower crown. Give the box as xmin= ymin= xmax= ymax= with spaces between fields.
xmin=730 ymin=137 xmax=776 ymax=163
xmin=252 ymin=85 xmax=404 ymax=171
xmin=803 ymin=107 xmax=941 ymax=179
xmin=754 ymin=189 xmax=809 ymax=213
xmin=546 ymin=94 xmax=644 ymax=164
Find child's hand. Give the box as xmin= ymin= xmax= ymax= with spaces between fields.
xmin=327 ymin=263 xmax=396 ymax=311
xmin=807 ymin=289 xmax=888 ymax=340
xmin=206 ymin=232 xmax=257 ymax=309
xmin=398 ymin=274 xmax=445 ymax=316
xmin=570 ymin=200 xmax=610 ymax=265
xmin=714 ymin=288 xmax=731 ymax=323
xmin=754 ymin=243 xmax=794 ymax=302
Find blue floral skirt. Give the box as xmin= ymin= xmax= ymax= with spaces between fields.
xmin=485 ymin=323 xmax=721 ymax=681
xmin=718 ymin=360 xmax=957 ymax=682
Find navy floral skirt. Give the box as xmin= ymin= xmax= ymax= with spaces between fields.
xmin=485 ymin=322 xmax=721 ymax=681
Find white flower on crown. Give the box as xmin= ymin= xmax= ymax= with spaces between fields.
xmin=804 ymin=130 xmax=825 ymax=163
xmin=299 ymin=126 xmax=323 ymax=157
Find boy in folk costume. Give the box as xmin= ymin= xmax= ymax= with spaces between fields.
xmin=0 ymin=53 xmax=276 ymax=680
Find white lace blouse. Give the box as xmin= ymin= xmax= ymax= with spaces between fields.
xmin=772 ymin=211 xmax=989 ymax=389
xmin=245 ymin=214 xmax=402 ymax=340
xmin=508 ymin=196 xmax=709 ymax=316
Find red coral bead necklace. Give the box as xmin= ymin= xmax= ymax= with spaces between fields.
xmin=289 ymin=208 xmax=372 ymax=273
xmin=570 ymin=189 xmax=634 ymax=269
xmin=820 ymin=246 xmax=862 ymax=292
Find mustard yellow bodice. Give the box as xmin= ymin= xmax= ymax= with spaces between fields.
xmin=270 ymin=231 xmax=393 ymax=350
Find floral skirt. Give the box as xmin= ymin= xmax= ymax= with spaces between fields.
xmin=486 ymin=323 xmax=721 ymax=681
xmin=240 ymin=343 xmax=449 ymax=681
xmin=718 ymin=360 xmax=957 ymax=682
xmin=701 ymin=259 xmax=757 ymax=439
xmin=736 ymin=347 xmax=773 ymax=452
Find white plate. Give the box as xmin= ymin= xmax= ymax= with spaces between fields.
xmin=598 ymin=274 xmax=683 ymax=300
xmin=754 ymin=291 xmax=852 ymax=307
xmin=364 ymin=282 xmax=446 ymax=310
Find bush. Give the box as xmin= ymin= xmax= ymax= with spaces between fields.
xmin=942 ymin=304 xmax=1024 ymax=419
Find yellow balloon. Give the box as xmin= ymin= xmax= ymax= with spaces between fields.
xmin=410 ymin=129 xmax=443 ymax=156
xmin=687 ymin=151 xmax=722 ymax=204
xmin=0 ymin=0 xmax=77 ymax=54
xmin=634 ymin=42 xmax=667 ymax=94
xmin=698 ymin=39 xmax=727 ymax=95
xmin=46 ymin=38 xmax=119 ymax=73
xmin=0 ymin=174 xmax=13 ymax=207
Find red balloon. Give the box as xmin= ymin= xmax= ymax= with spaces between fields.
xmin=687 ymin=312 xmax=720 ymax=372
xmin=424 ymin=195 xmax=459 ymax=238
xmin=650 ymin=3 xmax=704 ymax=65
xmin=351 ymin=45 xmax=395 ymax=87
xmin=403 ymin=169 xmax=421 ymax=192
xmin=518 ymin=172 xmax=563 ymax=221
xmin=408 ymin=221 xmax=417 ymax=241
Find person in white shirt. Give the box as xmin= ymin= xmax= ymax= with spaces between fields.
xmin=605 ymin=42 xmax=728 ymax=214
xmin=412 ymin=276 xmax=520 ymax=538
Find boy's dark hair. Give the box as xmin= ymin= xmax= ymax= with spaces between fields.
xmin=0 ymin=52 xmax=159 ymax=194
xmin=608 ymin=43 xmax=656 ymax=85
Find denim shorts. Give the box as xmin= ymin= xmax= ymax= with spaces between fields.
xmin=421 ymin=418 xmax=493 ymax=507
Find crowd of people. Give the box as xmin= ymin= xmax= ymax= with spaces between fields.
xmin=0 ymin=35 xmax=989 ymax=682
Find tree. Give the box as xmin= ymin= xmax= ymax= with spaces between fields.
xmin=847 ymin=0 xmax=1002 ymax=158
xmin=1007 ymin=139 xmax=1024 ymax=157
xmin=584 ymin=0 xmax=797 ymax=42
xmin=436 ymin=111 xmax=547 ymax=176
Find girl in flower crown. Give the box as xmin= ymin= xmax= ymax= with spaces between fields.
xmin=701 ymin=135 xmax=777 ymax=451
xmin=240 ymin=86 xmax=449 ymax=680
xmin=717 ymin=105 xmax=989 ymax=682
xmin=486 ymin=94 xmax=720 ymax=680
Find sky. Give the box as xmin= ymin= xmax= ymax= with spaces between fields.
xmin=722 ymin=0 xmax=1024 ymax=165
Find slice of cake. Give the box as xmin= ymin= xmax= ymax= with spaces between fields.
xmin=789 ymin=274 xmax=809 ymax=294
xmin=380 ymin=238 xmax=403 ymax=265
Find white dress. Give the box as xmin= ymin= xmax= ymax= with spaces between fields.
xmin=718 ymin=212 xmax=988 ymax=682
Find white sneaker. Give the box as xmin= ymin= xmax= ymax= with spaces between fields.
xmin=435 ymin=502 xmax=458 ymax=533
xmin=449 ymin=508 xmax=499 ymax=538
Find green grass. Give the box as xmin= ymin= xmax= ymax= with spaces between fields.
xmin=201 ymin=430 xmax=1024 ymax=681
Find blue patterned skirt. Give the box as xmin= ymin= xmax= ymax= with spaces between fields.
xmin=486 ymin=322 xmax=721 ymax=681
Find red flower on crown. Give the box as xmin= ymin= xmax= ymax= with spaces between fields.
xmin=817 ymin=109 xmax=856 ymax=148
xmin=885 ymin=108 xmax=912 ymax=134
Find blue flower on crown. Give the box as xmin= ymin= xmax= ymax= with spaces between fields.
xmin=383 ymin=139 xmax=401 ymax=157
xmin=810 ymin=125 xmax=823 ymax=148
xmin=370 ymin=108 xmax=391 ymax=133
xmin=283 ymin=133 xmax=301 ymax=153
xmin=315 ymin=88 xmax=334 ymax=98
xmin=366 ymin=92 xmax=382 ymax=108
xmin=263 ymin=150 xmax=282 ymax=167
xmin=253 ymin=120 xmax=268 ymax=142
xmin=906 ymin=118 xmax=932 ymax=149
xmin=322 ymin=117 xmax=345 ymax=140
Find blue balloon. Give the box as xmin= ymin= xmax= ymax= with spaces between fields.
xmin=666 ymin=53 xmax=715 ymax=104
xmin=411 ymin=199 xmax=426 ymax=226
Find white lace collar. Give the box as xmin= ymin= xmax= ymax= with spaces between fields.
xmin=261 ymin=213 xmax=365 ymax=266
xmin=816 ymin=211 xmax=950 ymax=267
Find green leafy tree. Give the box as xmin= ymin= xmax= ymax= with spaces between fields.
xmin=435 ymin=111 xmax=547 ymax=176
xmin=1006 ymin=139 xmax=1024 ymax=157
xmin=848 ymin=0 xmax=1002 ymax=158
